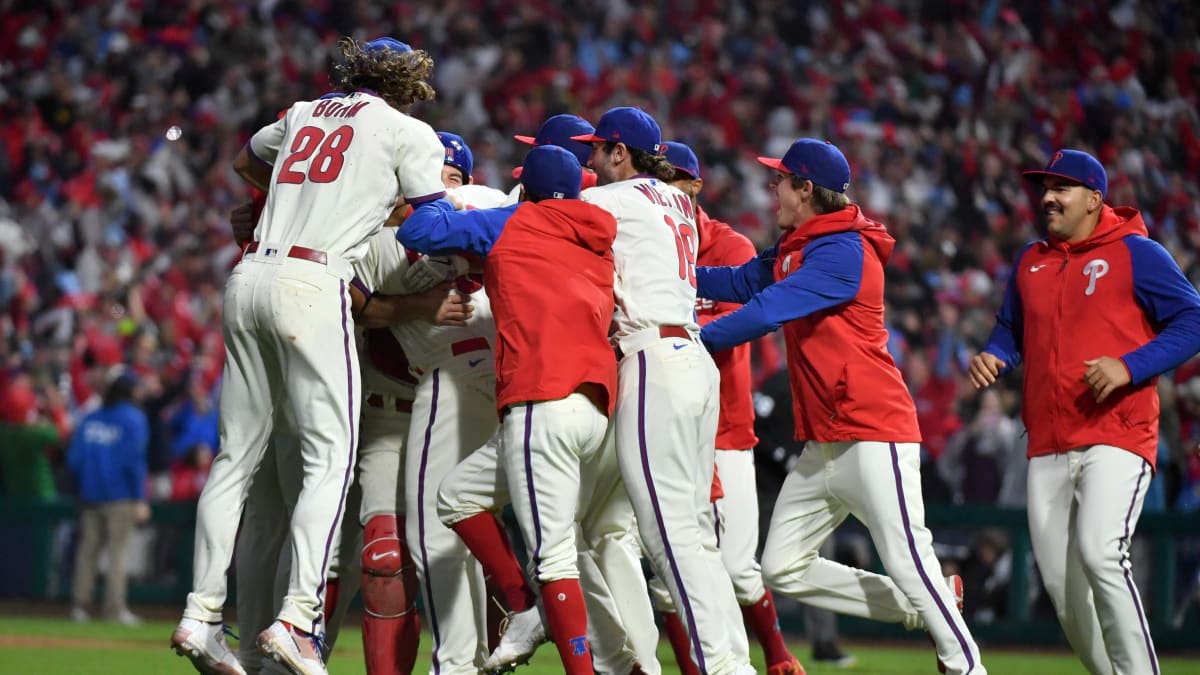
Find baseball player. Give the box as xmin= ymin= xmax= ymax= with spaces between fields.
xmin=387 ymin=130 xmax=512 ymax=675
xmin=654 ymin=141 xmax=804 ymax=675
xmin=170 ymin=36 xmax=446 ymax=675
xmin=400 ymin=144 xmax=630 ymax=675
xmin=572 ymin=108 xmax=750 ymax=675
xmin=969 ymin=150 xmax=1200 ymax=674
xmin=696 ymin=138 xmax=986 ymax=675
xmin=505 ymin=114 xmax=599 ymax=203
xmin=428 ymin=131 xmax=661 ymax=674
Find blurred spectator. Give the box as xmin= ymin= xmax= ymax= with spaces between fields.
xmin=167 ymin=378 xmax=218 ymax=463
xmin=939 ymin=388 xmax=1027 ymax=507
xmin=169 ymin=442 xmax=214 ymax=502
xmin=0 ymin=372 xmax=59 ymax=499
xmin=67 ymin=369 xmax=149 ymax=626
xmin=958 ymin=528 xmax=1012 ymax=624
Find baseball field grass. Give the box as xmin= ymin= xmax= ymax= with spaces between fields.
xmin=1 ymin=615 xmax=1197 ymax=674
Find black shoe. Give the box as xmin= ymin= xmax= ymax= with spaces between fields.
xmin=811 ymin=641 xmax=857 ymax=668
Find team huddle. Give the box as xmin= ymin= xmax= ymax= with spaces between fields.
xmin=168 ymin=36 xmax=1200 ymax=675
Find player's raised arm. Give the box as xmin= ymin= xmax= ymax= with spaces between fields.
xmin=397 ymin=200 xmax=515 ymax=257
xmin=700 ymin=234 xmax=861 ymax=352
xmin=696 ymin=245 xmax=778 ymax=305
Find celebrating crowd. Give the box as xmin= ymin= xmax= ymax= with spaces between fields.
xmin=2 ymin=2 xmax=1200 ymax=675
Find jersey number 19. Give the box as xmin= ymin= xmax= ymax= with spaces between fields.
xmin=664 ymin=215 xmax=697 ymax=288
xmin=277 ymin=125 xmax=355 ymax=184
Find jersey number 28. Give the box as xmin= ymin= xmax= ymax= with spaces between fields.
xmin=664 ymin=215 xmax=697 ymax=287
xmin=277 ymin=125 xmax=355 ymax=184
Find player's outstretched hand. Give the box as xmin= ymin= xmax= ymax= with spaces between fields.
xmin=1083 ymin=356 xmax=1131 ymax=404
xmin=230 ymin=200 xmax=256 ymax=246
xmin=968 ymin=352 xmax=1006 ymax=389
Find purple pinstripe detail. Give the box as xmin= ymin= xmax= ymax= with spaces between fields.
xmin=1121 ymin=460 xmax=1158 ymax=674
xmin=712 ymin=502 xmax=721 ymax=549
xmin=313 ymin=279 xmax=358 ymax=635
xmin=522 ymin=404 xmax=544 ymax=563
xmin=888 ymin=442 xmax=975 ymax=673
xmin=417 ymin=369 xmax=444 ymax=673
xmin=636 ymin=352 xmax=706 ymax=672
xmin=407 ymin=190 xmax=448 ymax=204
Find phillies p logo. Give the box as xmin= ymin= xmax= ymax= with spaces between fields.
xmin=1082 ymin=259 xmax=1109 ymax=296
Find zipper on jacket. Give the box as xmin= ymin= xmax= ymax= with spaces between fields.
xmin=1052 ymin=251 xmax=1069 ymax=452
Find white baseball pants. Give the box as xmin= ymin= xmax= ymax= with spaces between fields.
xmin=188 ymin=256 xmax=359 ymax=636
xmin=438 ymin=401 xmax=660 ymax=675
xmin=406 ymin=364 xmax=496 ymax=674
xmin=615 ymin=336 xmax=745 ymax=675
xmin=1027 ymin=446 xmax=1158 ymax=675
xmin=714 ymin=449 xmax=766 ymax=604
xmin=760 ymin=440 xmax=985 ymax=675
xmin=358 ymin=401 xmax=412 ymax=524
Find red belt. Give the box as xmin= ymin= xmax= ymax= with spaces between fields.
xmin=366 ymin=393 xmax=413 ymax=413
xmin=244 ymin=242 xmax=328 ymax=265
xmin=451 ymin=337 xmax=489 ymax=356
xmin=615 ymin=326 xmax=691 ymax=361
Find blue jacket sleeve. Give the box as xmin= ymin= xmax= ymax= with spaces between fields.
xmin=699 ymin=233 xmax=863 ymax=352
xmin=696 ymin=243 xmax=778 ymax=304
xmin=1121 ymin=236 xmax=1200 ymax=384
xmin=395 ymin=200 xmax=516 ymax=257
xmin=983 ymin=243 xmax=1033 ymax=372
xmin=125 ymin=408 xmax=149 ymax=500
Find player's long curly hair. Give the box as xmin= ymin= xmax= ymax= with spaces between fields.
xmin=610 ymin=143 xmax=675 ymax=181
xmin=333 ymin=38 xmax=436 ymax=109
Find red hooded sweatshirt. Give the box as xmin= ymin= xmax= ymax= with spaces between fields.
xmin=772 ymin=206 xmax=921 ymax=443
xmin=985 ymin=205 xmax=1200 ymax=467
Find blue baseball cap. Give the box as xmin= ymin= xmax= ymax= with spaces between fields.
xmin=364 ymin=37 xmax=412 ymax=54
xmin=437 ymin=131 xmax=473 ymax=180
xmin=571 ymin=106 xmax=664 ymax=154
xmin=758 ymin=139 xmax=851 ymax=193
xmin=1023 ymin=149 xmax=1107 ymax=198
xmin=663 ymin=141 xmax=701 ymax=179
xmin=520 ymin=146 xmax=582 ymax=200
xmin=515 ymin=114 xmax=595 ymax=167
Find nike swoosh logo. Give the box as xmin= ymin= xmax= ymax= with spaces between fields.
xmin=468 ymin=358 xmax=484 ymax=367
xmin=369 ymin=551 xmax=398 ymax=561
xmin=1030 ymin=264 xmax=1048 ymax=272
xmin=673 ymin=343 xmax=687 ymax=350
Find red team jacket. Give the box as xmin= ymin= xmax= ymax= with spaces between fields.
xmin=772 ymin=206 xmax=921 ymax=443
xmin=695 ymin=206 xmax=759 ymax=450
xmin=485 ymin=200 xmax=618 ymax=415
xmin=985 ymin=205 xmax=1200 ymax=467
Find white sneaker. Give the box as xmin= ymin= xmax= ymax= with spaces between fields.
xmin=257 ymin=621 xmax=328 ymax=675
xmin=112 ymin=609 xmax=142 ymax=627
xmin=482 ymin=605 xmax=549 ymax=674
xmin=70 ymin=607 xmax=90 ymax=623
xmin=170 ymin=617 xmax=247 ymax=675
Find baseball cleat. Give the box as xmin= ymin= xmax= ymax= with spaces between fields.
xmin=934 ymin=574 xmax=965 ymax=674
xmin=481 ymin=605 xmax=549 ymax=674
xmin=766 ymin=656 xmax=807 ymax=675
xmin=170 ymin=617 xmax=247 ymax=675
xmin=257 ymin=621 xmax=328 ymax=675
